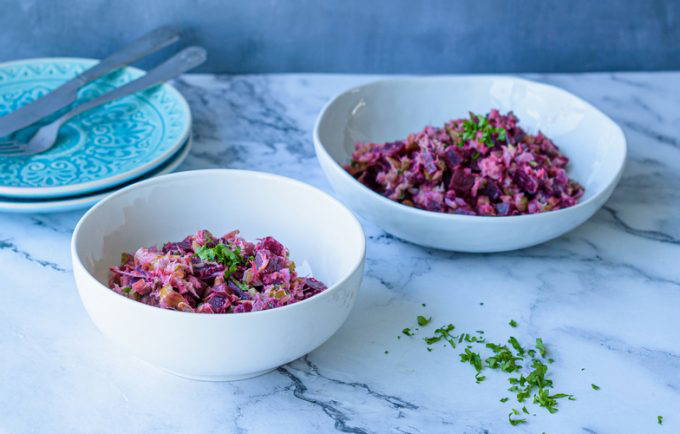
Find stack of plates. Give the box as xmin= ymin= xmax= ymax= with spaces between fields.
xmin=0 ymin=58 xmax=192 ymax=213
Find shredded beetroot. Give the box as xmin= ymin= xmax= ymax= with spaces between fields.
xmin=345 ymin=110 xmax=584 ymax=216
xmin=108 ymin=229 xmax=327 ymax=313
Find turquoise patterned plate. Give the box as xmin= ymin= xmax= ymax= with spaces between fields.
xmin=0 ymin=136 xmax=192 ymax=213
xmin=0 ymin=58 xmax=191 ymax=199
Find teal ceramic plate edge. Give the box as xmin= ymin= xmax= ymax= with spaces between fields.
xmin=0 ymin=57 xmax=192 ymax=199
xmin=0 ymin=136 xmax=192 ymax=214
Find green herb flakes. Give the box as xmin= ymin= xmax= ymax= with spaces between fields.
xmin=460 ymin=347 xmax=483 ymax=373
xmin=535 ymin=338 xmax=547 ymax=358
xmin=508 ymin=412 xmax=527 ymax=426
xmin=417 ymin=315 xmax=432 ymax=326
xmin=407 ymin=316 xmax=579 ymax=427
xmin=658 ymin=415 xmax=663 ymax=425
xmin=460 ymin=113 xmax=509 ymax=148
xmin=195 ymin=243 xmax=245 ymax=274
xmin=591 ymin=384 xmax=600 ymax=390
xmin=508 ymin=336 xmax=525 ymax=356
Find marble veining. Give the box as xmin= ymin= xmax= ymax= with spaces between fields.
xmin=2 ymin=72 xmax=680 ymax=433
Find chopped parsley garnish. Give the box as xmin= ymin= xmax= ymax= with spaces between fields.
xmin=195 ymin=243 xmax=246 ymax=281
xmin=535 ymin=338 xmax=547 ymax=358
xmin=658 ymin=415 xmax=663 ymax=425
xmin=460 ymin=113 xmax=508 ymax=148
xmin=417 ymin=315 xmax=432 ymax=326
xmin=508 ymin=337 xmax=525 ymax=357
xmin=485 ymin=343 xmax=522 ymax=373
xmin=410 ymin=316 xmax=578 ymax=427
xmin=423 ymin=323 xmax=456 ymax=347
xmin=591 ymin=384 xmax=600 ymax=390
xmin=460 ymin=347 xmax=483 ymax=373
xmin=508 ymin=411 xmax=527 ymax=426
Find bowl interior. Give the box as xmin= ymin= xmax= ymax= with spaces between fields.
xmin=316 ymin=76 xmax=626 ymax=203
xmin=74 ymin=170 xmax=364 ymax=292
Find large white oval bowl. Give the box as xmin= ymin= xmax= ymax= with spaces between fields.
xmin=314 ymin=76 xmax=626 ymax=252
xmin=71 ymin=169 xmax=365 ymax=381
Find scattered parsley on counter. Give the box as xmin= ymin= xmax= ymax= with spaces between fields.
xmin=507 ymin=337 xmax=525 ymax=357
xmin=460 ymin=347 xmax=484 ymax=374
xmin=535 ymin=338 xmax=547 ymax=358
xmin=407 ymin=315 xmax=578 ymax=427
xmin=658 ymin=415 xmax=663 ymax=425
xmin=417 ymin=315 xmax=432 ymax=326
xmin=508 ymin=410 xmax=527 ymax=426
xmin=591 ymin=384 xmax=600 ymax=390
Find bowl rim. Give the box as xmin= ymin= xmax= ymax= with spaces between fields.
xmin=313 ymin=75 xmax=627 ymax=222
xmin=71 ymin=168 xmax=366 ymax=318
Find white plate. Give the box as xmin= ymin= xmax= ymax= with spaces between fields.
xmin=0 ymin=137 xmax=192 ymax=214
xmin=314 ymin=76 xmax=627 ymax=252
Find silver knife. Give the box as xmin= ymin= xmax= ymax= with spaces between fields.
xmin=0 ymin=26 xmax=180 ymax=137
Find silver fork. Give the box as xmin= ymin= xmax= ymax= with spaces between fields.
xmin=0 ymin=46 xmax=206 ymax=158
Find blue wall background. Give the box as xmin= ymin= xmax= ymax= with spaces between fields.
xmin=2 ymin=0 xmax=679 ymax=74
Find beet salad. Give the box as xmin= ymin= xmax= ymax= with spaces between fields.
xmin=345 ymin=110 xmax=584 ymax=216
xmin=109 ymin=229 xmax=327 ymax=314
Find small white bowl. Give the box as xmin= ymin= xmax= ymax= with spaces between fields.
xmin=314 ymin=76 xmax=626 ymax=252
xmin=71 ymin=169 xmax=365 ymax=381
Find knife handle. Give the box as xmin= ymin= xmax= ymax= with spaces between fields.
xmin=72 ymin=26 xmax=181 ymax=87
xmin=61 ymin=47 xmax=206 ymax=123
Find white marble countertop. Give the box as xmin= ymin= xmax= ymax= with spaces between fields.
xmin=2 ymin=72 xmax=680 ymax=434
